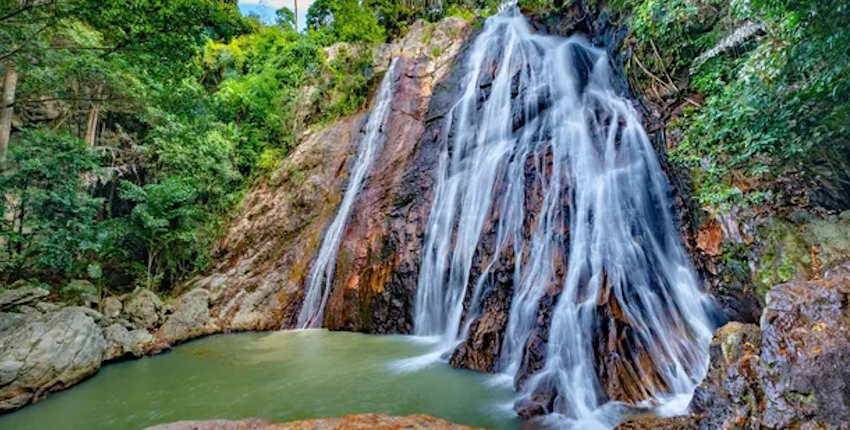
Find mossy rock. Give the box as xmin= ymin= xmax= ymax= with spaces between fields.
xmin=60 ymin=280 xmax=98 ymax=303
xmin=755 ymin=214 xmax=850 ymax=301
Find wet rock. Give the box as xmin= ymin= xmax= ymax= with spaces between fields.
xmin=614 ymin=415 xmax=697 ymax=430
xmin=514 ymin=381 xmax=558 ymax=420
xmin=0 ymin=286 xmax=49 ymax=311
xmin=690 ymin=322 xmax=763 ymax=430
xmin=123 ymin=288 xmax=164 ymax=329
xmin=0 ymin=307 xmax=105 ymax=411
xmin=144 ymin=414 xmax=482 ymax=430
xmin=156 ymin=289 xmax=211 ymax=344
xmin=623 ymin=262 xmax=850 ymax=429
xmin=758 ymin=262 xmax=850 ymax=428
xmin=449 ymin=303 xmax=509 ymax=373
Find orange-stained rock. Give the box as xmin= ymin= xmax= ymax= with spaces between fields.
xmin=193 ymin=113 xmax=363 ymax=332
xmin=616 ymin=261 xmax=850 ymax=430
xmin=144 ymin=414 xmax=482 ymax=430
xmin=696 ymin=218 xmax=723 ymax=257
xmin=322 ymin=19 xmax=472 ymax=333
xmin=191 ymin=18 xmax=472 ymax=335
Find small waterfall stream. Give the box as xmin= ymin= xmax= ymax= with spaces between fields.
xmin=412 ymin=4 xmax=713 ymax=428
xmin=297 ymin=59 xmax=399 ymax=328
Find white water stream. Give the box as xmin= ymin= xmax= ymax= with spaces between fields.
xmin=411 ymin=4 xmax=714 ymax=428
xmin=297 ymin=59 xmax=399 ymax=328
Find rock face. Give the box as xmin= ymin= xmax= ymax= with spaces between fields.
xmin=123 ymin=287 xmax=165 ymax=329
xmin=618 ymin=261 xmax=850 ymax=429
xmin=0 ymin=284 xmax=218 ymax=411
xmin=0 ymin=286 xmax=49 ymax=310
xmin=323 ymin=18 xmax=471 ymax=333
xmin=758 ymin=263 xmax=850 ymax=428
xmin=0 ymin=307 xmax=105 ymax=410
xmin=194 ymin=17 xmax=472 ymax=333
xmin=144 ymin=414 xmax=482 ymax=430
xmin=156 ymin=289 xmax=212 ymax=344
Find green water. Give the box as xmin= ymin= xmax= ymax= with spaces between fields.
xmin=0 ymin=330 xmax=518 ymax=430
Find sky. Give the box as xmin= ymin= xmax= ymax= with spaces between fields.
xmin=237 ymin=0 xmax=315 ymax=30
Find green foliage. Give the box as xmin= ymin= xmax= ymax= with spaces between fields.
xmin=75 ymin=0 xmax=247 ymax=78
xmin=669 ymin=0 xmax=850 ymax=209
xmin=307 ymin=0 xmax=386 ymax=45
xmin=119 ymin=178 xmax=203 ymax=289
xmin=0 ymin=129 xmax=102 ymax=281
xmin=60 ymin=279 xmax=99 ymax=302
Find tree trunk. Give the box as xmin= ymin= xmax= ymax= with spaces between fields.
xmin=294 ymin=0 xmax=298 ymax=31
xmin=84 ymin=84 xmax=103 ymax=147
xmin=0 ymin=61 xmax=18 ymax=169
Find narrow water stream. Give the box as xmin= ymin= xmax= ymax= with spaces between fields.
xmin=0 ymin=331 xmax=517 ymax=430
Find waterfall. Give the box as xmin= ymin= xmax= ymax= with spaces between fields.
xmin=412 ymin=6 xmax=713 ymax=427
xmin=297 ymin=59 xmax=399 ymax=328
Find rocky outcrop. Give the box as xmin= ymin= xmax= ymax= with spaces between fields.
xmin=194 ymin=17 xmax=472 ymax=334
xmin=0 ymin=286 xmax=49 ymax=310
xmin=617 ymin=261 xmax=850 ymax=429
xmin=0 ymin=307 xmax=105 ymax=410
xmin=144 ymin=414 xmax=482 ymax=430
xmin=323 ymin=18 xmax=472 ymax=333
xmin=123 ymin=287 xmax=165 ymax=329
xmin=0 ymin=284 xmax=219 ymax=411
xmin=155 ymin=289 xmax=212 ymax=345
xmin=758 ymin=263 xmax=850 ymax=428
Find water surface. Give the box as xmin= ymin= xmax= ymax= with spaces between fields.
xmin=0 ymin=330 xmax=517 ymax=430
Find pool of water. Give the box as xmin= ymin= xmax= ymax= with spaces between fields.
xmin=0 ymin=330 xmax=518 ymax=430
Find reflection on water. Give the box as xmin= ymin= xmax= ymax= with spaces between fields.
xmin=0 ymin=330 xmax=518 ymax=430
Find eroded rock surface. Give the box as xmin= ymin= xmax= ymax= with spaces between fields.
xmin=0 ymin=286 xmax=49 ymax=311
xmin=156 ymin=288 xmax=212 ymax=345
xmin=194 ymin=17 xmax=472 ymax=334
xmin=123 ymin=287 xmax=165 ymax=329
xmin=0 ymin=307 xmax=105 ymax=411
xmin=618 ymin=261 xmax=850 ymax=429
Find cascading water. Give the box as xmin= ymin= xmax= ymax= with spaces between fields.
xmin=297 ymin=59 xmax=399 ymax=328
xmin=412 ymin=4 xmax=714 ymax=428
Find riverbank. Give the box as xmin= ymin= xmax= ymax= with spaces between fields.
xmin=0 ymin=331 xmax=517 ymax=430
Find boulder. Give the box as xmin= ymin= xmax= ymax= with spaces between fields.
xmin=123 ymin=288 xmax=164 ymax=329
xmin=616 ymin=261 xmax=850 ymax=429
xmin=102 ymin=296 xmax=122 ymax=320
xmin=0 ymin=286 xmax=49 ymax=311
xmin=0 ymin=307 xmax=105 ymax=411
xmin=144 ymin=414 xmax=482 ymax=430
xmin=103 ymin=323 xmax=131 ymax=361
xmin=127 ymin=329 xmax=153 ymax=355
xmin=758 ymin=262 xmax=850 ymax=428
xmin=156 ymin=289 xmax=211 ymax=344
xmin=689 ymin=322 xmax=763 ymax=430
xmin=35 ymin=302 xmax=59 ymax=313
